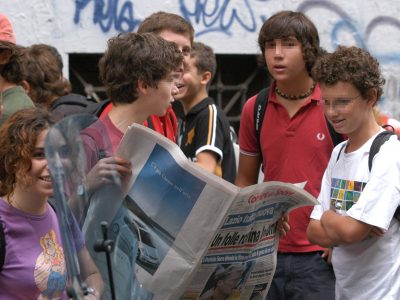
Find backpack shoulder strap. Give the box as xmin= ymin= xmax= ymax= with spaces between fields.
xmin=254 ymin=88 xmax=270 ymax=151
xmin=0 ymin=221 xmax=4 ymax=272
xmin=81 ymin=126 xmax=108 ymax=160
xmin=368 ymin=130 xmax=399 ymax=221
xmin=336 ymin=142 xmax=347 ymax=162
xmin=368 ymin=131 xmax=395 ymax=171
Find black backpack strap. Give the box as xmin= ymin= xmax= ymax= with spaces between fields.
xmin=336 ymin=143 xmax=347 ymax=162
xmin=368 ymin=131 xmax=395 ymax=171
xmin=368 ymin=130 xmax=400 ymax=221
xmin=0 ymin=221 xmax=4 ymax=272
xmin=81 ymin=127 xmax=108 ymax=160
xmin=254 ymin=88 xmax=270 ymax=152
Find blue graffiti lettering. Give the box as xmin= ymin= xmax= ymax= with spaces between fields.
xmin=179 ymin=0 xmax=258 ymax=37
xmin=74 ymin=0 xmax=141 ymax=33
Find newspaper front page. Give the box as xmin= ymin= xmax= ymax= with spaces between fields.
xmin=116 ymin=124 xmax=318 ymax=300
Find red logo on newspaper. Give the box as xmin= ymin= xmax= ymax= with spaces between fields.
xmin=248 ymin=189 xmax=294 ymax=204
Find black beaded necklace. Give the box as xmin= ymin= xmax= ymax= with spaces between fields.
xmin=275 ymin=82 xmax=316 ymax=100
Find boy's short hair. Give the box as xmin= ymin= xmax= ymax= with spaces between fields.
xmin=137 ymin=11 xmax=194 ymax=44
xmin=191 ymin=42 xmax=216 ymax=81
xmin=98 ymin=32 xmax=183 ymax=104
xmin=258 ymin=10 xmax=322 ymax=74
xmin=21 ymin=44 xmax=71 ymax=107
xmin=312 ymin=46 xmax=385 ymax=100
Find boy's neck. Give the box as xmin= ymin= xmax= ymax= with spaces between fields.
xmin=108 ymin=102 xmax=148 ymax=133
xmin=0 ymin=76 xmax=16 ymax=92
xmin=346 ymin=115 xmax=382 ymax=153
xmin=181 ymin=89 xmax=208 ymax=115
xmin=275 ymin=76 xmax=314 ymax=99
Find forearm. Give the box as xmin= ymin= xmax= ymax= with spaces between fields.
xmin=307 ymin=219 xmax=336 ymax=248
xmin=79 ymin=247 xmax=104 ymax=299
xmin=84 ymin=272 xmax=104 ymax=300
xmin=235 ymin=154 xmax=261 ymax=187
xmin=320 ymin=210 xmax=371 ymax=244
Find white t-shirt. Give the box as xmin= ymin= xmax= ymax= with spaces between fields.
xmin=311 ymin=131 xmax=400 ymax=300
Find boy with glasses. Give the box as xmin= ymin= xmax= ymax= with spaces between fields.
xmin=93 ymin=11 xmax=194 ymax=143
xmin=308 ymin=46 xmax=400 ymax=299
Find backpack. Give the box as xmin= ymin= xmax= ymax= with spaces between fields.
xmin=336 ymin=130 xmax=400 ymax=221
xmin=51 ymin=93 xmax=97 ymax=118
xmin=253 ymin=87 xmax=344 ymax=168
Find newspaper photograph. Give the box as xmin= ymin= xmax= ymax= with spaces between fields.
xmin=116 ymin=124 xmax=318 ymax=300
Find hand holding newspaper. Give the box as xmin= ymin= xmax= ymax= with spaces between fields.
xmin=115 ymin=124 xmax=318 ymax=300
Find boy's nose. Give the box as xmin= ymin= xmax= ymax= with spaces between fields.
xmin=274 ymin=44 xmax=283 ymax=57
xmin=172 ymin=84 xmax=179 ymax=96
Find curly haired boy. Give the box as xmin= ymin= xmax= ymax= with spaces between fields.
xmin=308 ymin=46 xmax=400 ymax=299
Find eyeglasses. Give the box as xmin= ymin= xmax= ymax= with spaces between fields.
xmin=321 ymin=94 xmax=362 ymax=111
xmin=181 ymin=46 xmax=191 ymax=57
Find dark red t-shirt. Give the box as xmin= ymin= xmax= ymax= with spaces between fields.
xmin=100 ymin=103 xmax=177 ymax=143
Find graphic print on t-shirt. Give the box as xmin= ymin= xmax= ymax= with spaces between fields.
xmin=34 ymin=229 xmax=67 ymax=299
xmin=330 ymin=178 xmax=367 ymax=213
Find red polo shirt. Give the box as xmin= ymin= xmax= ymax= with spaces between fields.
xmin=239 ymin=82 xmax=334 ymax=253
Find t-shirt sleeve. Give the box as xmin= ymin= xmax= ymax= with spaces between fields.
xmin=238 ymin=95 xmax=259 ymax=156
xmin=193 ymin=104 xmax=224 ymax=159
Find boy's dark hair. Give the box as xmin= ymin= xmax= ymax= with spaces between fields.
xmin=191 ymin=42 xmax=217 ymax=83
xmin=21 ymin=44 xmax=71 ymax=107
xmin=312 ymin=46 xmax=385 ymax=101
xmin=137 ymin=11 xmax=194 ymax=44
xmin=98 ymin=32 xmax=183 ymax=104
xmin=258 ymin=10 xmax=322 ymax=74
xmin=0 ymin=41 xmax=24 ymax=84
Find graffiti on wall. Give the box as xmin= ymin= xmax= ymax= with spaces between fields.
xmin=72 ymin=0 xmax=400 ymax=113
xmin=74 ymin=0 xmax=141 ymax=32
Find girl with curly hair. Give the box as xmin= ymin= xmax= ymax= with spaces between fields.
xmin=0 ymin=108 xmax=103 ymax=299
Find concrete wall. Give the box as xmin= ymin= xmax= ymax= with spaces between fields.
xmin=1 ymin=0 xmax=400 ymax=118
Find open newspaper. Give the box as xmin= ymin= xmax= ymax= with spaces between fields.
xmin=115 ymin=124 xmax=318 ymax=300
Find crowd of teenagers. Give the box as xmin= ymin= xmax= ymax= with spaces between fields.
xmin=0 ymin=7 xmax=399 ymax=300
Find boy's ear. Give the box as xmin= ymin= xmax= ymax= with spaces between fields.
xmin=367 ymin=88 xmax=378 ymax=106
xmin=137 ymin=79 xmax=149 ymax=95
xmin=20 ymin=80 xmax=30 ymax=94
xmin=200 ymin=71 xmax=212 ymax=86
